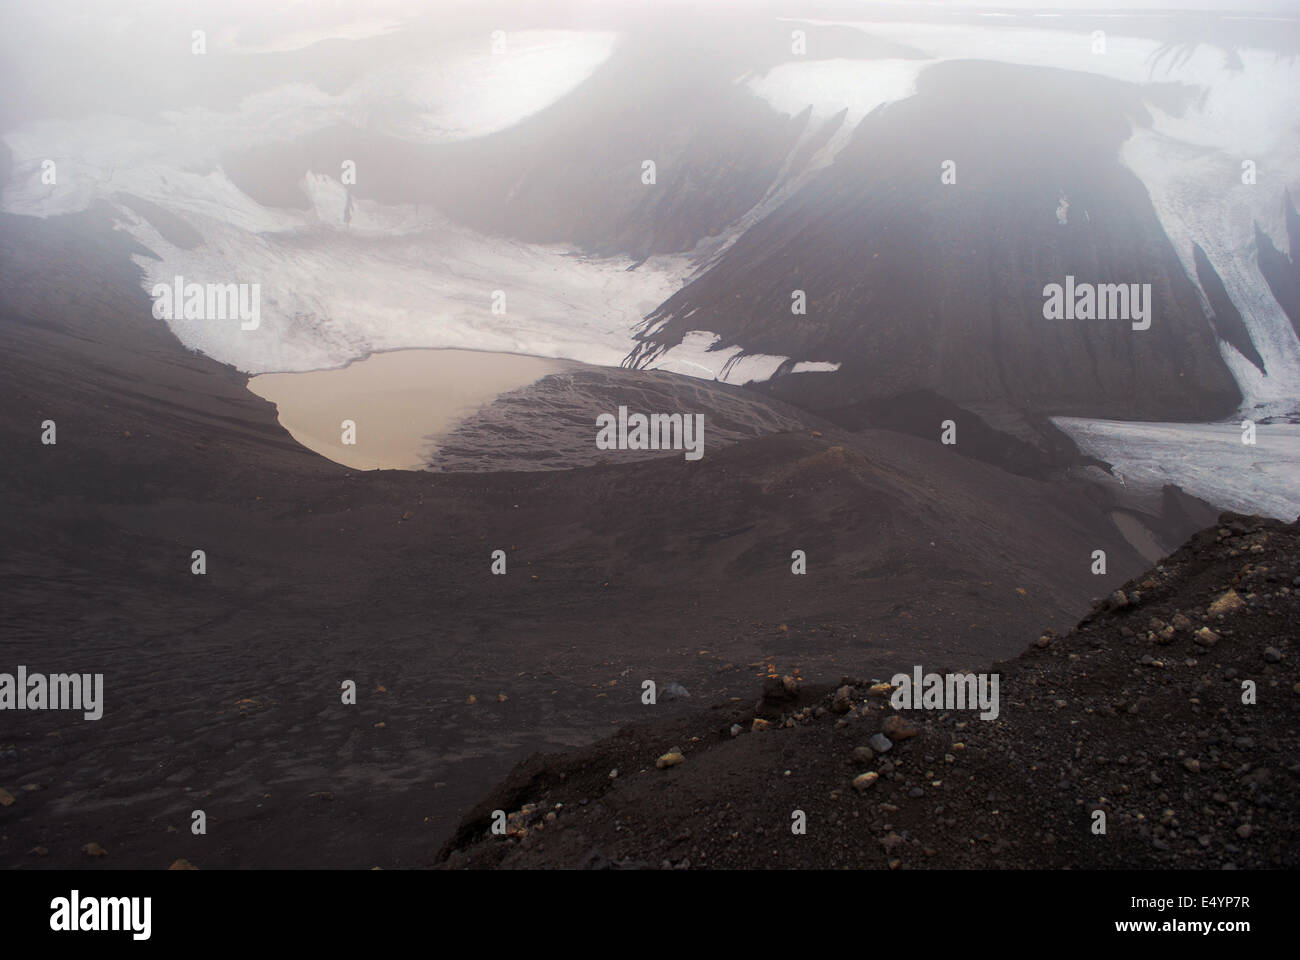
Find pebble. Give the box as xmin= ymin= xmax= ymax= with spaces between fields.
xmin=729 ymin=723 xmax=743 ymax=737
xmin=1208 ymin=590 xmax=1245 ymax=617
xmin=1183 ymin=758 xmax=1201 ymax=773
xmin=882 ymin=715 xmax=919 ymax=740
xmin=852 ymin=772 xmax=879 ymax=792
xmin=869 ymin=733 xmax=893 ymax=754
xmin=832 ymin=685 xmax=855 ymax=714
xmin=656 ymin=751 xmax=684 ymax=770
xmin=1263 ymin=647 xmax=1282 ymax=663
xmin=853 ymin=746 xmax=875 ymax=763
xmin=1194 ymin=627 xmax=1220 ymax=647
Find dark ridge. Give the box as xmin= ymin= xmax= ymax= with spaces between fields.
xmin=425 ymin=366 xmax=816 ymax=473
xmin=811 ymin=388 xmax=1098 ymax=480
xmin=1193 ymin=240 xmax=1266 ymax=373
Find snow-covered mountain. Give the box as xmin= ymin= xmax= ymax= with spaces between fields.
xmin=2 ymin=2 xmax=1298 ymax=420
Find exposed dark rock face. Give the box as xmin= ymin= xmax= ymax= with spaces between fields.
xmin=627 ymin=60 xmax=1243 ymax=422
xmin=113 ymin=193 xmax=206 ymax=251
xmin=1194 ymin=241 xmax=1265 ymax=374
xmin=1255 ymin=191 xmax=1300 ymax=343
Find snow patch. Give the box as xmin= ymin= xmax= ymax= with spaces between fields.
xmin=643 ymin=331 xmax=792 ymax=385
xmin=744 ymin=58 xmax=923 ymax=127
xmin=1055 ymin=417 xmax=1300 ymax=520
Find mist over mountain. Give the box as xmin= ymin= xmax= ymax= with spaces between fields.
xmin=1 ymin=0 xmax=1298 ymax=881
xmin=5 ymin=1 xmax=1299 ymax=417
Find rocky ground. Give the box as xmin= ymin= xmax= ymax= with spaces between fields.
xmin=438 ymin=513 xmax=1299 ymax=869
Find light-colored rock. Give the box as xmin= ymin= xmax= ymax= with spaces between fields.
xmin=852 ymin=772 xmax=879 ymax=792
xmin=882 ymin=715 xmax=919 ymax=740
xmin=1208 ymin=590 xmax=1245 ymax=617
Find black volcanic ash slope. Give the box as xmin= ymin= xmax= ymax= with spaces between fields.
xmin=0 ymin=207 xmax=1215 ymax=868
xmin=628 ymin=59 xmax=1243 ymax=422
xmin=437 ymin=513 xmax=1300 ymax=870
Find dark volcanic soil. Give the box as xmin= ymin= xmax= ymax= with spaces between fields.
xmin=438 ymin=514 xmax=1300 ymax=870
xmin=0 ymin=207 xmax=1251 ymax=869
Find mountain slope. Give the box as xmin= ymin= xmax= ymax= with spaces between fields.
xmin=437 ymin=512 xmax=1300 ymax=870
xmin=628 ymin=59 xmax=1243 ymax=421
